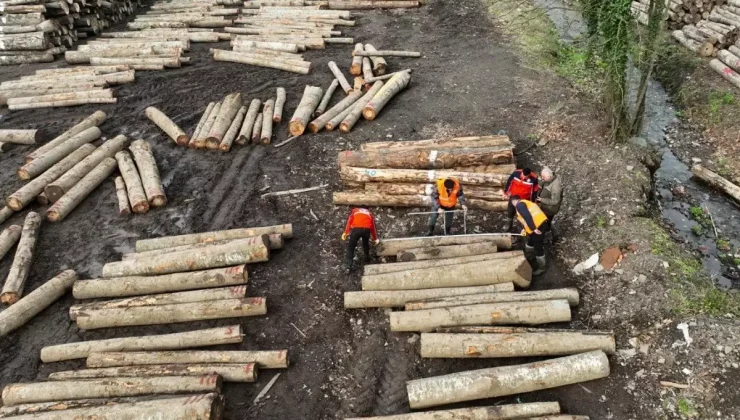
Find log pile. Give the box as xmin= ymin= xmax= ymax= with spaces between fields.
xmin=632 ymin=0 xmax=721 ymax=29
xmin=333 ymin=135 xmax=515 ymax=211
xmin=111 ymin=138 xmax=167 ymax=216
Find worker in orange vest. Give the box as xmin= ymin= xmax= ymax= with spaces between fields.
xmin=342 ymin=207 xmax=379 ymax=271
xmin=427 ymin=177 xmax=467 ymax=236
xmin=510 ymin=195 xmax=548 ymax=276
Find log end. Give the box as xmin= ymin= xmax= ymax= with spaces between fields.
xmin=205 ymin=138 xmax=221 ymax=150
xmin=45 ymin=208 xmax=62 ymax=222
xmin=6 ymin=197 xmax=23 ymax=212
xmin=44 ymin=186 xmax=64 ymax=204
xmin=176 ymin=134 xmax=190 ymax=146
xmin=132 ymin=202 xmax=150 ymax=214
xmin=362 ymin=106 xmax=377 ymax=121
xmin=235 ymin=137 xmax=247 ymax=146
xmin=350 ymin=65 xmax=361 ymax=75
xmin=272 ymin=116 xmax=281 ymax=123
xmin=219 ymin=144 xmax=232 ymax=152
xmin=0 ymin=292 xmax=19 ymax=305
xmin=16 ymin=169 xmax=31 ymax=181
xmin=308 ymin=122 xmax=321 ymax=133
xmin=338 ymin=122 xmax=350 ymax=133
xmin=119 ymin=208 xmax=131 ymax=216
xmin=150 ymin=196 xmax=168 ymax=208
xmin=288 ymin=121 xmax=305 ymax=137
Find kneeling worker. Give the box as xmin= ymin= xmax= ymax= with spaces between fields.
xmin=510 ymin=195 xmax=548 ymax=276
xmin=427 ymin=177 xmax=467 ymax=236
xmin=342 ymin=207 xmax=379 ymax=271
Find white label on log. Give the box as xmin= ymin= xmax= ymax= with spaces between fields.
xmin=428 ymin=150 xmax=438 ymax=164
xmin=427 ymin=170 xmax=436 ymax=181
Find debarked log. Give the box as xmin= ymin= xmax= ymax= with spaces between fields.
xmin=48 ymin=364 xmax=257 ymax=383
xmin=364 ymin=251 xmax=523 ymax=275
xmin=397 ymin=243 xmax=499 ymax=262
xmin=0 ymin=212 xmax=41 ymax=304
xmin=343 ymin=401 xmax=561 ymax=420
xmin=86 ymin=350 xmax=289 ymax=369
xmin=46 ymin=157 xmax=117 ymax=223
xmin=344 ymin=283 xmax=515 ymax=309
xmin=405 ymin=288 xmax=580 ymax=310
xmin=337 ymin=146 xmax=513 ymax=169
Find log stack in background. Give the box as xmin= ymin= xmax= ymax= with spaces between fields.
xmin=332 ymin=135 xmax=515 ymax=211
xmin=631 ymin=0 xmax=722 ymax=29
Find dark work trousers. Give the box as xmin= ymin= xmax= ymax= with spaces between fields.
xmin=507 ymin=199 xmax=517 ymax=219
xmin=347 ymin=227 xmax=371 ymax=267
xmin=527 ymin=231 xmax=545 ymax=257
xmin=428 ymin=207 xmax=455 ymax=234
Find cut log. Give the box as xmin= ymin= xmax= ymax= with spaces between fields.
xmin=0 ymin=129 xmax=40 ymax=145
xmin=0 ymin=270 xmax=77 ymax=337
xmin=343 ymin=402 xmax=561 ymax=420
xmin=192 ymin=101 xmax=221 ymax=148
xmin=362 ymin=57 xmax=373 ymax=85
xmin=308 ymin=88 xmax=363 ymax=132
xmin=1 ymin=376 xmax=222 ymax=406
xmin=46 ymin=157 xmax=117 ymax=223
xmin=192 ymin=102 xmax=216 ymax=140
xmin=7 ymin=98 xmax=117 ymax=111
xmin=328 ymin=60 xmax=352 ymax=93
xmin=136 ymin=224 xmax=292 ymax=252
xmin=0 ymin=31 xmax=47 ymax=51
xmin=0 ymin=394 xmax=223 ymax=420
xmin=129 ymin=140 xmax=166 ymax=207
xmin=251 ymin=112 xmax=263 ymax=143
xmin=17 ymin=127 xmax=101 ymax=181
xmin=406 ymin=350 xmax=610 ymax=408
xmin=145 ymin=106 xmax=188 ymax=146
xmin=272 ymin=87 xmax=287 ymax=123
xmin=344 ymin=283 xmax=515 ymax=309
xmin=213 ymin=49 xmax=310 ymax=74
xmin=692 ymin=163 xmax=740 ymax=201
xmin=6 ymin=90 xmax=114 ymax=107
xmin=350 ymin=43 xmax=364 ymax=75
xmin=0 ymin=224 xmax=21 ymax=262
xmin=87 ymin=350 xmax=290 ymax=369
xmin=365 ymin=182 xmax=506 ymax=201
xmin=115 ymin=150 xmax=149 ymax=214
xmin=0 ymin=52 xmax=53 ymax=65
xmin=124 ymin=234 xmax=283 ymax=261
xmin=48 ymin=364 xmax=257 ymax=383
xmin=711 ymin=57 xmax=740 ymax=89
xmin=261 ymin=99 xmax=275 ymax=144
xmin=354 ymin=49 xmax=421 ymax=57
xmin=325 ymin=101 xmax=356 ymax=131
xmin=44 ymin=135 xmax=127 ymax=203
xmin=339 ymin=80 xmax=384 ymax=132
xmin=364 ymin=251 xmax=523 ymax=275
xmin=339 ymin=166 xmax=509 ymax=187
xmin=397 ymin=243 xmax=499 ymax=262
xmin=220 ymin=105 xmax=247 ymax=152
xmin=0 ymin=206 xmax=12 ymax=225
xmin=329 ymin=0 xmax=420 ymax=9
xmin=378 ymin=233 xmax=512 ymax=255
xmin=238 ymin=99 xmax=261 ymax=145
xmin=338 ymin=146 xmax=513 ymax=170
xmin=114 ymin=176 xmax=131 ymax=216
xmin=406 ymin=288 xmax=580 ymax=310
xmin=289 ymin=85 xmax=324 ymax=135
xmin=0 ymin=212 xmax=41 ymax=304
xmin=672 ymin=30 xmax=714 ymax=56
xmin=25 ymin=110 xmax=106 ymax=163
xmin=7 ymin=144 xmax=96 ymax=211
xmin=89 ymin=57 xmax=179 ymax=70
xmin=365 ymin=69 xmax=412 ymax=84
xmin=335 ymin=190 xmax=507 ymax=210
xmin=206 ymin=92 xmax=242 ymax=149
xmin=718 ymin=48 xmax=740 ymax=73
xmin=364 ymin=43 xmax=387 ymax=74
xmin=367 ymin=135 xmax=512 ymax=152
xmin=229 ymin=40 xmax=299 ymax=53
xmin=315 ymin=79 xmax=339 ymax=116
xmin=363 ymin=70 xmax=411 ymax=120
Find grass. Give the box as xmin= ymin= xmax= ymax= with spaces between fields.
xmin=707 ymin=91 xmax=735 ymax=124
xmin=690 ymin=225 xmax=703 ymax=236
xmin=716 ymin=157 xmax=731 ymax=178
xmin=677 ymin=398 xmax=697 ymax=417
xmin=717 ymin=237 xmax=731 ymax=252
xmin=595 ymin=215 xmax=607 ymax=228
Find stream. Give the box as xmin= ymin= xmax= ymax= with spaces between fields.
xmin=532 ymin=0 xmax=739 ymax=288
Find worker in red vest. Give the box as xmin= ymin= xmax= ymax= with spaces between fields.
xmin=342 ymin=207 xmax=379 ymax=271
xmin=510 ymin=195 xmax=548 ymax=276
xmin=504 ymin=167 xmax=539 ymax=232
xmin=427 ymin=177 xmax=467 ymax=236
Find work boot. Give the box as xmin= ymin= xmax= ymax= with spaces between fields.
xmin=550 ymin=224 xmax=560 ymax=243
xmin=532 ymin=255 xmax=547 ymax=276
xmin=524 ymin=244 xmax=535 ymax=260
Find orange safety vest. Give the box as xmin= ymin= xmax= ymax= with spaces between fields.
xmin=436 ymin=178 xmax=460 ymax=208
xmin=516 ymin=199 xmax=548 ymax=234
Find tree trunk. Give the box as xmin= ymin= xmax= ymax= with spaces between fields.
xmin=308 ymin=88 xmax=363 ymax=132
xmin=75 ymin=297 xmax=266 ymax=329
xmin=261 ymin=99 xmax=275 ymax=144
xmin=289 ymin=85 xmax=324 ymax=135
xmin=692 ymin=163 xmax=740 ymax=201
xmin=338 ymin=147 xmax=513 ymax=170
xmin=273 ymin=87 xmax=286 ymax=122
xmin=1 ymin=376 xmax=222 ymax=406
xmin=0 ymin=31 xmax=46 ymax=51
xmin=0 ymin=207 xmax=13 ymax=225
xmin=339 ymin=80 xmax=383 ymax=132
xmin=129 ymin=139 xmax=167 ymax=207
xmin=350 ymin=42 xmax=363 ymax=75
xmin=192 ymin=101 xmax=221 ymax=148
xmin=672 ymin=29 xmax=714 ymax=55
xmin=364 ymin=251 xmax=523 ymax=275
xmin=46 ymin=157 xmax=117 ymax=223
xmin=343 ymin=402 xmax=561 ymax=420
xmin=213 ymin=49 xmax=310 ymax=74
xmin=114 ymin=176 xmax=131 ymax=216
xmin=344 ymin=283 xmax=515 ymax=309
xmin=136 ymin=224 xmax=293 ymax=252
xmin=192 ymin=102 xmax=216 ymax=140
xmin=87 ymin=350 xmax=289 ymax=369
xmin=365 ymin=182 xmax=506 ymax=201
xmin=397 ymin=243 xmax=499 ymax=262
xmin=44 ymin=135 xmax=128 ymax=203
xmin=206 ymin=92 xmax=242 ymax=149
xmin=315 ymin=79 xmax=339 ymax=116
xmin=7 ymin=98 xmax=118 ymax=111
xmin=407 ymin=288 xmax=579 ymax=310
xmin=6 ymin=144 xmax=96 ymax=211
xmin=0 ymin=212 xmax=41 ymax=304
xmin=25 ymin=111 xmax=106 ymax=163
xmin=377 ymin=234 xmax=512 ymax=255
xmin=362 ymin=70 xmax=410 ymax=120
xmin=339 ymin=166 xmax=508 ymax=187
xmin=0 ymin=270 xmax=77 ymax=337
xmin=115 ymin=150 xmax=149 ymax=214
xmin=0 ymin=129 xmax=39 ymax=145
xmin=220 ymin=105 xmax=247 ymax=152
xmin=145 ymin=106 xmax=188 ymax=146
xmin=327 ymin=60 xmax=352 ymax=93
xmin=0 ymin=224 xmax=21 ymax=262
xmin=361 ymin=135 xmax=512 ymax=152
xmin=325 ymin=102 xmax=356 ymax=131
xmin=237 ymin=99 xmax=261 ymax=145
xmin=453 ymin=164 xmax=516 ymax=174
xmin=17 ymin=127 xmax=101 ymax=181
xmin=251 ymin=112 xmax=263 ymax=143
xmin=79 ymin=41 xmax=188 ymax=52
xmin=48 ymin=363 xmax=257 ymax=383
xmin=364 ymin=43 xmax=387 ymax=74
xmin=124 ymin=235 xmax=283 ymax=262
xmin=406 ymin=350 xmax=609 ymax=408
xmin=718 ymin=48 xmax=740 ymax=73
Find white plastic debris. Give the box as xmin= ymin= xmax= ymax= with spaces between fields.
xmin=677 ymin=322 xmax=693 ymax=346
xmin=573 ymin=253 xmax=600 ymax=274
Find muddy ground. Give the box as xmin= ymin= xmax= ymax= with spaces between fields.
xmin=1 ymin=0 xmax=739 ymax=419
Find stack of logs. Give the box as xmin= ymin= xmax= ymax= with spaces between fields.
xmin=124 ymin=0 xmax=236 ymax=30
xmin=0 ymin=66 xmax=134 ymax=109
xmin=332 ymin=136 xmax=514 ymax=211
xmin=65 ymin=34 xmax=192 ymax=69
xmin=0 ymin=0 xmax=144 ymax=66
xmin=113 ymin=138 xmax=167 ymax=216
xmin=631 ymin=0 xmax=722 ymax=28
xmin=343 ymin=235 xmax=611 ymax=417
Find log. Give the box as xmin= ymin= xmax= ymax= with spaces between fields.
xmin=220 ymin=105 xmax=247 ymax=152
xmin=129 ymin=140 xmax=166 ymax=207
xmin=672 ymin=30 xmax=714 ymax=56
xmin=325 ymin=101 xmax=356 ymax=131
xmin=17 ymin=127 xmax=100 ymax=181
xmin=192 ymin=102 xmax=216 ymax=140
xmin=46 ymin=157 xmax=117 ymax=223
xmin=251 ymin=112 xmax=263 ymax=143
xmin=41 ymin=325 xmax=243 ymax=363
xmin=0 ymin=31 xmax=46 ymax=51
xmin=718 ymin=48 xmax=740 ymax=73
xmin=75 ymin=297 xmax=266 ymax=329
xmin=329 ymin=0 xmax=420 ymax=9
xmin=115 ymin=150 xmax=149 ymax=214
xmin=333 ymin=191 xmax=507 ymax=210
xmin=6 ymin=90 xmax=114 ymax=107
xmin=365 ymin=69 xmax=412 ymax=84
xmin=25 ymin=110 xmax=106 ymax=163
xmin=0 ymin=270 xmax=77 ymax=337
xmin=362 ymin=57 xmax=373 ymax=85
xmin=711 ymin=57 xmax=740 ymax=89
xmin=192 ymin=102 xmax=221 ymax=148
xmin=69 ymin=286 xmax=248 ymax=321
xmin=8 ymin=98 xmax=117 ymax=111
xmin=78 ymin=41 xmax=188 ymax=52
xmin=87 ymin=350 xmax=290 ymax=369
xmin=344 ymin=283 xmax=515 ymax=309
xmin=261 ymin=99 xmax=275 ymax=144
xmin=315 ymin=79 xmax=339 ymax=116
xmin=364 ymin=44 xmax=387 ymax=74
xmin=145 ymin=106 xmax=188 ymax=146
xmin=364 ymin=251 xmax=523 ymax=275
xmin=0 ymin=207 xmax=12 ymax=225
xmin=0 ymin=52 xmax=53 ymax=65
xmin=206 ymin=92 xmax=242 ymax=149
xmin=273 ymin=87 xmax=286 ymax=122
xmin=238 ymin=99 xmax=261 ymax=144
xmin=125 ymin=235 xmax=283 ymax=261
xmin=0 ymin=129 xmax=39 ymax=145
xmin=289 ymin=85 xmax=324 ymax=135
xmin=378 ymin=234 xmax=512 ymax=255
xmin=136 ymin=224 xmax=293 ymax=252
xmin=1 ymin=376 xmax=222 ymax=406
xmin=354 ymin=49 xmax=421 ymax=57
xmin=0 ymin=394 xmax=223 ymax=420
xmin=0 ymin=224 xmax=21 ymax=262
xmin=48 ymin=364 xmax=257 ymax=383
xmin=407 ymin=288 xmax=580 ymax=310
xmin=684 ymin=24 xmax=718 ymax=44
xmin=102 ymin=236 xmax=270 ymax=277
xmin=328 ymin=60 xmax=352 ymax=94
xmin=214 ymin=49 xmax=310 ymax=74
xmin=363 ymin=70 xmax=410 ymax=120
xmin=350 ymin=43 xmax=364 ymax=75
xmin=406 ymin=350 xmax=610 ymax=408
xmin=230 ymin=40 xmax=300 ymax=53
xmin=365 ymin=182 xmax=506 ymax=201
xmin=0 ymin=25 xmax=37 ymax=34
xmin=0 ymin=212 xmax=41 ymax=304
xmin=398 ymin=243 xmax=499 ymax=262
xmin=339 ymin=80 xmax=384 ymax=132
xmin=114 ymin=176 xmax=131 ymax=216
xmin=338 ymin=146 xmax=513 ymax=170
xmin=344 ymin=402 xmax=561 ymax=420
xmin=44 ymin=135 xmax=127 ymax=203
xmin=692 ymin=163 xmax=740 ymax=201
xmin=6 ymin=144 xmax=96 ymax=211
xmin=308 ymin=88 xmax=363 ymax=132
xmin=339 ymin=166 xmax=509 ymax=187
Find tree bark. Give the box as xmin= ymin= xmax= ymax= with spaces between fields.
xmin=220 ymin=105 xmax=247 ymax=152
xmin=712 ymin=58 xmax=740 ymax=89
xmin=192 ymin=102 xmax=216 ymax=140
xmin=114 ymin=176 xmax=131 ymax=216
xmin=339 ymin=166 xmax=508 ymax=187
xmin=350 ymin=42 xmax=364 ymax=75
xmin=407 ymin=289 xmax=579 ymax=311
xmin=145 ymin=106 xmax=188 ymax=146
xmin=213 ymin=49 xmax=310 ymax=74
xmin=692 ymin=163 xmax=740 ymax=201
xmin=44 ymin=135 xmax=127 ymax=203
xmin=87 ymin=350 xmax=289 ymax=369
xmin=0 ymin=224 xmax=21 ymax=262
xmin=49 ymin=363 xmax=257 ymax=383
xmin=364 ymin=69 xmax=412 ymax=84
xmin=329 ymin=0 xmax=420 ymax=8
xmin=364 ymin=44 xmax=387 ymax=74
xmin=251 ymin=112 xmax=263 ymax=143
xmin=136 ymin=224 xmax=292 ymax=252
xmin=0 ymin=206 xmax=13 ymax=225
xmin=237 ymin=99 xmax=261 ymax=145
xmin=672 ymin=30 xmax=714 ymax=55
xmin=261 ymin=99 xmax=275 ymax=144
xmin=79 ymin=41 xmax=188 ymax=52
xmin=7 ymin=144 xmax=96 ymax=211
xmin=129 ymin=140 xmax=167 ymax=207
xmin=115 ymin=150 xmax=149 ymax=214
xmin=397 ymin=243 xmax=499 ymax=262
xmin=289 ymin=85 xmax=324 ymax=135
xmin=377 ymin=234 xmax=512 ymax=255
xmin=308 ymin=88 xmax=363 ymax=132
xmin=17 ymin=127 xmax=100 ymax=181
xmin=206 ymin=92 xmax=242 ymax=149
xmin=315 ymin=79 xmax=339 ymax=116
xmin=273 ymin=87 xmax=286 ymax=122
xmin=338 ymin=146 xmax=513 ymax=169
xmin=364 ymin=251 xmax=523 ymax=275
xmin=327 ymin=60 xmax=352 ymax=93
xmin=362 ymin=136 xmax=510 ymax=152
xmin=47 ymin=157 xmax=117 ymax=223
xmin=406 ymin=350 xmax=609 ymax=409
xmin=343 ymin=402 xmax=561 ymax=420
xmin=362 ymin=57 xmax=373 ymax=86
xmin=390 ymin=300 xmax=571 ymax=332
xmin=0 ymin=31 xmax=46 ymax=51
xmin=25 ymin=111 xmax=106 ymax=163
xmin=339 ymin=80 xmax=383 ymax=132
xmin=1 ymin=376 xmax=222 ymax=406
xmin=0 ymin=129 xmax=39 ymax=145
xmin=362 ymin=70 xmax=410 ymax=120
xmin=0 ymin=270 xmax=77 ymax=337
xmin=344 ymin=283 xmax=515 ymax=309
xmin=0 ymin=212 xmax=41 ymax=304
xmin=192 ymin=101 xmax=221 ymax=148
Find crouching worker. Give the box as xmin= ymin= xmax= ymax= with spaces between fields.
xmin=342 ymin=207 xmax=379 ymax=271
xmin=510 ymin=195 xmax=548 ymax=276
xmin=427 ymin=177 xmax=467 ymax=236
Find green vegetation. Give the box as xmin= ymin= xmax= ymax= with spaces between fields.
xmin=677 ymin=398 xmax=697 ymax=417
xmin=716 ymin=157 xmax=731 ymax=177
xmin=690 ymin=225 xmax=703 ymax=236
xmin=688 ymin=206 xmax=706 ymax=221
xmin=707 ymin=91 xmax=735 ymax=124
xmin=717 ymin=237 xmax=731 ymax=252
xmin=595 ymin=215 xmax=607 ymax=228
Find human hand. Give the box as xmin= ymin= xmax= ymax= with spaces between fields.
xmin=534 ymin=229 xmax=542 ymax=235
xmin=341 ymin=233 xmax=348 ymax=241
